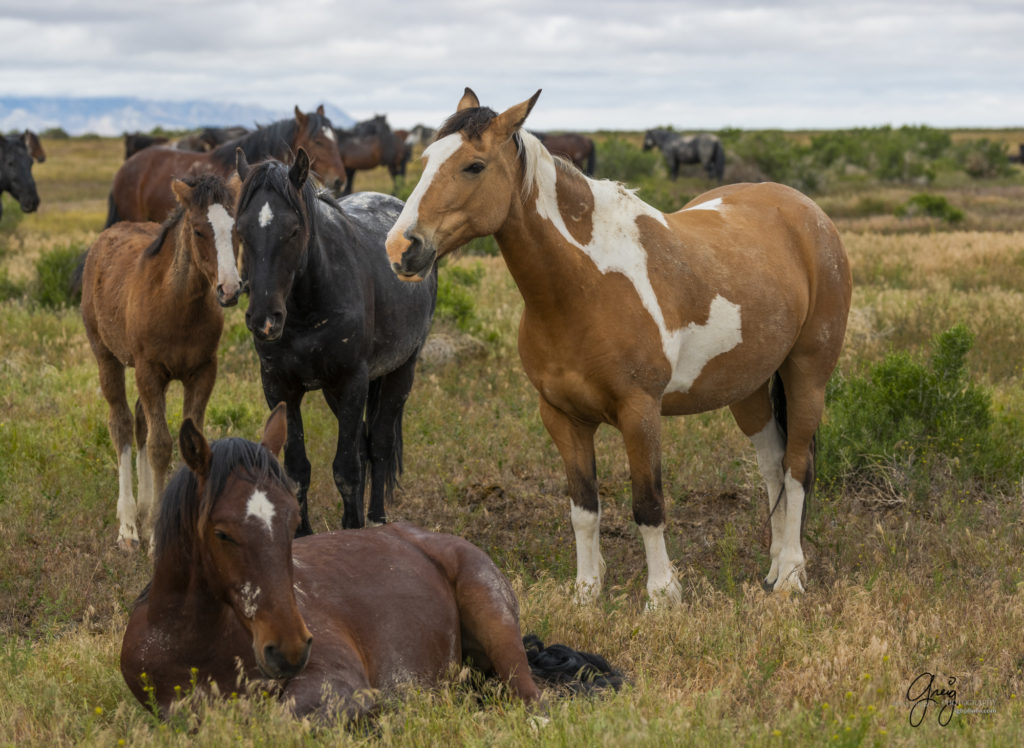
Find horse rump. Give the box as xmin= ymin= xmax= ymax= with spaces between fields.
xmin=522 ymin=634 xmax=625 ymax=693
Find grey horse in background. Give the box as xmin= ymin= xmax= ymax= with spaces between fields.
xmin=643 ymin=128 xmax=725 ymax=181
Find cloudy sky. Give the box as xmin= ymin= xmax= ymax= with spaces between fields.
xmin=1 ymin=0 xmax=1022 ymax=131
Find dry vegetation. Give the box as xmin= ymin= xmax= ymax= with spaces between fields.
xmin=2 ymin=130 xmax=1024 ymax=744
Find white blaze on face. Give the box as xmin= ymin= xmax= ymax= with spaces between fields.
xmin=258 ymin=201 xmax=274 ymax=228
xmin=527 ymin=133 xmax=742 ymax=394
xmin=246 ymin=489 xmax=276 ymax=535
xmin=322 ymin=125 xmax=336 ymax=142
xmin=387 ymin=133 xmax=464 ymax=247
xmin=206 ymin=203 xmax=240 ymax=294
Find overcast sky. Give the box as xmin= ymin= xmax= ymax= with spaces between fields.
xmin=1 ymin=0 xmax=1022 ymax=131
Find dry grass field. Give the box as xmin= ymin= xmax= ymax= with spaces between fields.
xmin=2 ymin=130 xmax=1024 ymax=744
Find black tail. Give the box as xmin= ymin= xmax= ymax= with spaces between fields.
xmin=769 ymin=374 xmax=815 ymax=527
xmin=711 ymin=139 xmax=726 ymax=181
xmin=584 ymin=139 xmax=596 ymax=176
xmin=522 ymin=634 xmax=625 ymax=694
xmin=104 ymin=191 xmax=120 ymax=229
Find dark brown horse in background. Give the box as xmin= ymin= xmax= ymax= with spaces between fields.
xmin=535 ymin=131 xmax=596 ymax=175
xmin=121 ymin=405 xmax=621 ymax=721
xmin=82 ymin=174 xmax=242 ymax=551
xmin=334 ymin=115 xmax=396 ymax=195
xmin=123 ymin=133 xmax=170 ymax=160
xmin=106 ymin=106 xmax=345 ymax=226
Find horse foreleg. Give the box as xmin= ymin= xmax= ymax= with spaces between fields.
xmin=324 ymin=376 xmax=370 ymax=530
xmin=134 ymin=363 xmax=171 ymax=551
xmin=182 ymin=360 xmax=217 ymax=434
xmin=618 ymin=397 xmax=681 ymax=608
xmin=93 ymin=348 xmax=137 ymax=550
xmin=538 ymin=398 xmax=603 ymax=604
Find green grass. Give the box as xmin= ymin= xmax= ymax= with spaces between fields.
xmin=2 ymin=132 xmax=1024 ymax=744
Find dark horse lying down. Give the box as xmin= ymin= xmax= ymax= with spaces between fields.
xmin=235 ymin=148 xmax=437 ymax=534
xmin=120 ymin=406 xmax=622 ymax=720
xmin=0 ymin=130 xmax=45 ymax=220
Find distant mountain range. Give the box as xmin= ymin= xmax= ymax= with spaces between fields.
xmin=0 ymin=97 xmax=355 ymax=136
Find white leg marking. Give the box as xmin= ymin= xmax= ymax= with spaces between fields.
xmin=116 ymin=444 xmax=138 ymax=549
xmin=246 ymin=489 xmax=276 ymax=535
xmin=750 ymin=422 xmax=786 ymax=585
xmin=639 ymin=524 xmax=681 ymax=608
xmin=570 ymin=502 xmax=605 ymax=603
xmin=773 ymin=469 xmax=806 ymax=592
xmin=258 ymin=201 xmax=274 ymax=228
xmin=207 ymin=203 xmax=241 ymax=298
xmin=387 ymin=133 xmax=464 ymax=245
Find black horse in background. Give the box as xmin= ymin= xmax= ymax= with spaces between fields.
xmin=234 ymin=148 xmax=437 ymax=534
xmin=643 ymin=128 xmax=726 ymax=181
xmin=1 ymin=131 xmax=44 ymax=221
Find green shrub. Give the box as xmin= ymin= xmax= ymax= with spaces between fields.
xmin=819 ymin=324 xmax=1004 ymax=494
xmin=596 ymin=135 xmax=660 ymax=183
xmin=894 ymin=193 xmax=964 ymax=223
xmin=953 ymin=138 xmax=1014 ymax=179
xmin=0 ymin=267 xmax=24 ymax=301
xmin=29 ymin=245 xmax=84 ymax=309
xmin=435 ymin=261 xmax=484 ymax=332
xmin=1 ymin=196 xmax=24 ymax=236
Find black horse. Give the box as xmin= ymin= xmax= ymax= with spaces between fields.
xmin=1 ymin=131 xmax=44 ymax=221
xmin=642 ymin=128 xmax=726 ymax=181
xmin=235 ymin=148 xmax=437 ymax=534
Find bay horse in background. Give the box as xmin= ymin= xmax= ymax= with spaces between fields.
xmin=234 ymin=148 xmax=437 ymax=534
xmin=334 ymin=114 xmax=395 ymax=195
xmin=535 ymin=131 xmax=596 ymax=175
xmin=121 ymin=406 xmax=621 ymax=721
xmin=124 ymin=133 xmax=170 ymax=160
xmin=81 ymin=173 xmax=243 ymax=551
xmin=106 ymin=106 xmax=345 ymax=226
xmin=0 ymin=130 xmax=45 ymax=220
xmin=643 ymin=128 xmax=726 ymax=181
xmin=175 ymin=126 xmax=251 ymax=152
xmin=386 ymin=89 xmax=851 ymax=607
xmin=389 ymin=129 xmax=412 ymax=179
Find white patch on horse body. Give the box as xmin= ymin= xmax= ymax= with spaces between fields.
xmin=525 ymin=134 xmax=742 ymax=394
xmin=569 ymin=502 xmax=604 ymax=603
xmin=639 ymin=523 xmax=681 ymax=607
xmin=246 ymin=489 xmax=276 ymax=534
xmin=258 ymin=201 xmax=274 ymax=228
xmin=240 ymin=582 xmax=261 ymax=619
xmin=684 ymin=196 xmax=723 ymax=212
xmin=387 ymin=134 xmax=464 ymax=246
xmin=207 ymin=203 xmax=240 ymax=294
xmin=322 ymin=125 xmax=336 ymax=142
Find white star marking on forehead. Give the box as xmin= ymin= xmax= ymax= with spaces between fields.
xmin=246 ymin=489 xmax=276 ymax=534
xmin=323 ymin=125 xmax=336 ymax=142
xmin=258 ymin=201 xmax=274 ymax=228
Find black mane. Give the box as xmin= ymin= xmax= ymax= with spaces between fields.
xmin=152 ymin=436 xmax=291 ymax=563
xmin=208 ymin=109 xmax=332 ymax=170
xmin=435 ymin=107 xmax=498 ymax=141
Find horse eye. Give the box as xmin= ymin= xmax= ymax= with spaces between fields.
xmin=463 ymin=162 xmax=485 ymax=175
xmin=215 ymin=529 xmax=235 ymax=544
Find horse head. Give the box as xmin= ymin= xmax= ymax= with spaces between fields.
xmin=170 ymin=173 xmax=243 ymax=306
xmin=0 ymin=134 xmax=41 ymax=214
xmin=292 ymin=105 xmax=347 ymax=195
xmin=235 ymin=148 xmax=313 ymax=341
xmin=178 ymin=404 xmax=313 ymax=680
xmin=385 ymin=87 xmax=541 ymax=281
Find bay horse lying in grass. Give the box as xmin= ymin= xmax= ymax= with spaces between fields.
xmin=234 ymin=148 xmax=436 ymax=534
xmin=106 ymin=106 xmax=345 ymax=226
xmin=0 ymin=130 xmax=45 ymax=221
xmin=121 ymin=405 xmax=622 ymax=721
xmin=535 ymin=131 xmax=596 ymax=175
xmin=81 ymin=173 xmax=242 ymax=551
xmin=386 ymin=89 xmax=852 ymax=606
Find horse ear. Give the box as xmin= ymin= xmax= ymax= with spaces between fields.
xmin=227 ymin=173 xmax=242 ymax=205
xmin=316 ymin=104 xmax=325 ymax=117
xmin=235 ymin=147 xmax=249 ymax=180
xmin=294 ymin=106 xmax=309 ymax=129
xmin=180 ymin=419 xmax=212 ymax=479
xmin=261 ymin=403 xmax=288 ymax=456
xmin=492 ymin=90 xmax=541 ymax=141
xmin=458 ymin=88 xmax=480 ymax=111
xmin=23 ymin=131 xmax=45 ymax=163
xmin=171 ymin=178 xmax=193 ymax=207
xmin=289 ymin=148 xmax=310 ymax=189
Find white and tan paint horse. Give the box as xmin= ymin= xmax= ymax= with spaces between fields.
xmin=385 ymin=89 xmax=852 ymax=606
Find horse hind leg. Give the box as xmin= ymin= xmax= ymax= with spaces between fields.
xmin=133 ymin=399 xmax=153 ymax=539
xmin=364 ymin=356 xmax=419 ymax=525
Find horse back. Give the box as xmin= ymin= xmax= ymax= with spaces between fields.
xmin=111 ymin=147 xmax=219 ymax=223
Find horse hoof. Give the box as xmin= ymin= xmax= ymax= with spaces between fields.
xmin=761 ymin=577 xmax=774 ymax=593
xmin=117 ymin=536 xmax=140 ymax=553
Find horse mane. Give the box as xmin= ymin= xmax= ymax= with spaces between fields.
xmin=208 ymin=110 xmax=331 ymax=170
xmin=142 ymin=174 xmax=234 ymax=258
xmin=237 ymin=158 xmax=334 ymax=248
xmin=152 ymin=436 xmax=292 ymax=564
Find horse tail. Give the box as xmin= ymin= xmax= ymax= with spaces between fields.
xmin=585 ymin=138 xmax=596 ymax=176
xmin=68 ymin=249 xmax=88 ymax=301
xmin=522 ymin=634 xmax=625 ymax=694
xmin=104 ymin=191 xmax=120 ymax=229
xmin=712 ymin=139 xmax=726 ymax=181
xmin=769 ymin=374 xmax=814 ymax=528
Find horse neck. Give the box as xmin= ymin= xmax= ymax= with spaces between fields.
xmin=167 ymin=220 xmax=214 ymax=302
xmin=147 ymin=542 xmax=231 ymax=631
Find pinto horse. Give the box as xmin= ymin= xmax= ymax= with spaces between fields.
xmin=121 ymin=406 xmax=622 ymax=720
xmin=643 ymin=128 xmax=726 ymax=181
xmin=81 ymin=173 xmax=242 ymax=551
xmin=0 ymin=131 xmax=44 ymax=220
xmin=106 ymin=106 xmax=345 ymax=226
xmin=234 ymin=148 xmax=436 ymax=534
xmin=386 ymin=89 xmax=852 ymax=606
xmin=535 ymin=131 xmax=596 ymax=175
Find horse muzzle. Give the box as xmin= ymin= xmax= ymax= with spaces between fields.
xmin=18 ymin=193 xmax=40 ymax=213
xmin=246 ymin=307 xmax=286 ymax=342
xmin=255 ymin=635 xmax=313 ymax=680
xmin=217 ymin=282 xmax=242 ymax=307
xmin=386 ymin=231 xmax=436 ymax=283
